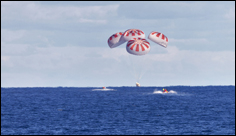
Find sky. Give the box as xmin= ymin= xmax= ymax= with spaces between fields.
xmin=1 ymin=1 xmax=235 ymax=87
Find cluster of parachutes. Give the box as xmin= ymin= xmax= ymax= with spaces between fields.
xmin=107 ymin=29 xmax=168 ymax=55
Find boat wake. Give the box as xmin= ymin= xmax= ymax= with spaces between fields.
xmin=153 ymin=90 xmax=177 ymax=94
xmin=92 ymin=88 xmax=116 ymax=91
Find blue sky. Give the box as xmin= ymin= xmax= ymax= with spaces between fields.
xmin=1 ymin=1 xmax=235 ymax=87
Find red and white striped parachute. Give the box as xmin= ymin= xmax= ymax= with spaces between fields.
xmin=148 ymin=31 xmax=168 ymax=48
xmin=121 ymin=29 xmax=145 ymax=42
xmin=107 ymin=32 xmax=126 ymax=48
xmin=107 ymin=29 xmax=168 ymax=55
xmin=126 ymin=38 xmax=150 ymax=55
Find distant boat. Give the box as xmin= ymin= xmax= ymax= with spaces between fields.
xmin=136 ymin=82 xmax=140 ymax=87
xmin=103 ymin=87 xmax=106 ymax=89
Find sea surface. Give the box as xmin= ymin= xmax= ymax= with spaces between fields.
xmin=1 ymin=86 xmax=235 ymax=135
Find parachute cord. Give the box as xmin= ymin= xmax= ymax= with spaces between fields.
xmin=137 ymin=54 xmax=150 ymax=82
xmin=127 ymin=54 xmax=151 ymax=84
xmin=128 ymin=54 xmax=138 ymax=82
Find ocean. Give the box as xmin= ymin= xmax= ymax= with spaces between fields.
xmin=1 ymin=86 xmax=235 ymax=135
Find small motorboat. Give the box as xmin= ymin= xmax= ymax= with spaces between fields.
xmin=162 ymin=88 xmax=168 ymax=93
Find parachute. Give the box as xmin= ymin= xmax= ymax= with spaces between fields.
xmin=107 ymin=32 xmax=126 ymax=48
xmin=126 ymin=38 xmax=150 ymax=55
xmin=107 ymin=29 xmax=168 ymax=55
xmin=148 ymin=31 xmax=168 ymax=48
xmin=121 ymin=29 xmax=145 ymax=42
xmin=107 ymin=28 xmax=169 ymax=85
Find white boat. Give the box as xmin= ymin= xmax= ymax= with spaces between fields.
xmin=136 ymin=82 xmax=140 ymax=87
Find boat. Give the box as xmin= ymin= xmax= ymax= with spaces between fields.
xmin=136 ymin=82 xmax=140 ymax=87
xmin=162 ymin=88 xmax=168 ymax=93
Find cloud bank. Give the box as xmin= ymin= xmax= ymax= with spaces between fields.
xmin=1 ymin=1 xmax=235 ymax=87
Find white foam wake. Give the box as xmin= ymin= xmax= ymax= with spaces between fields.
xmin=153 ymin=90 xmax=163 ymax=94
xmin=92 ymin=88 xmax=116 ymax=91
xmin=153 ymin=89 xmax=177 ymax=94
xmin=169 ymin=90 xmax=177 ymax=93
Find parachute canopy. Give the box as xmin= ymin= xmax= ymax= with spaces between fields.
xmin=121 ymin=29 xmax=145 ymax=42
xmin=107 ymin=29 xmax=168 ymax=55
xmin=148 ymin=31 xmax=168 ymax=48
xmin=107 ymin=32 xmax=126 ymax=48
xmin=126 ymin=38 xmax=150 ymax=55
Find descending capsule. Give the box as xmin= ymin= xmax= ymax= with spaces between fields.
xmin=126 ymin=38 xmax=150 ymax=55
xmin=148 ymin=31 xmax=168 ymax=48
xmin=107 ymin=32 xmax=126 ymax=48
xmin=121 ymin=29 xmax=145 ymax=42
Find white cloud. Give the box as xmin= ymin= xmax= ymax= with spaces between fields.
xmin=225 ymin=7 xmax=235 ymax=21
xmin=1 ymin=56 xmax=10 ymax=61
xmin=1 ymin=44 xmax=235 ymax=87
xmin=1 ymin=29 xmax=26 ymax=42
xmin=77 ymin=18 xmax=107 ymax=24
xmin=1 ymin=1 xmax=119 ymax=24
xmin=1 ymin=1 xmax=235 ymax=87
xmin=148 ymin=46 xmax=235 ymax=65
xmin=1 ymin=43 xmax=36 ymax=56
xmin=169 ymin=38 xmax=211 ymax=47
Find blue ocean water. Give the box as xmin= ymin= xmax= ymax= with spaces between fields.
xmin=1 ymin=86 xmax=235 ymax=135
